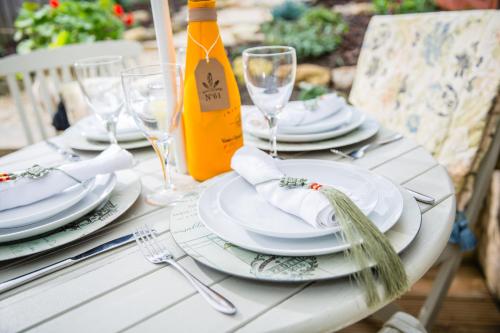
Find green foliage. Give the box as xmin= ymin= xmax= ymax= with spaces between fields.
xmin=271 ymin=0 xmax=308 ymax=21
xmin=261 ymin=7 xmax=348 ymax=60
xmin=373 ymin=0 xmax=436 ymax=14
xmin=14 ymin=1 xmax=125 ymax=54
xmin=298 ymin=84 xmax=328 ymax=101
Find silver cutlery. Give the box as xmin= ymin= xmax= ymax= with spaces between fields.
xmin=134 ymin=225 xmax=237 ymax=315
xmin=0 ymin=233 xmax=135 ymax=294
xmin=405 ymin=188 xmax=436 ymax=205
xmin=330 ymin=133 xmax=404 ymax=160
xmin=45 ymin=140 xmax=81 ymax=161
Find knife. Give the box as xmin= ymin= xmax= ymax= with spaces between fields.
xmin=0 ymin=233 xmax=134 ymax=294
xmin=405 ymin=188 xmax=436 ymax=205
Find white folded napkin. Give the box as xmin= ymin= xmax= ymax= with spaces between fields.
xmin=278 ymin=93 xmax=346 ymax=127
xmin=231 ymin=146 xmax=335 ymax=228
xmin=0 ymin=145 xmax=133 ymax=211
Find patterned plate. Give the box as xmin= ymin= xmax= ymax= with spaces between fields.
xmin=0 ymin=170 xmax=141 ymax=261
xmin=170 ymin=184 xmax=421 ymax=282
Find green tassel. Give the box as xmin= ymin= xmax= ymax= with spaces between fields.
xmin=320 ymin=187 xmax=409 ymax=306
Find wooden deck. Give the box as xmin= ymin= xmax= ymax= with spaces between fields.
xmin=340 ymin=258 xmax=500 ymax=333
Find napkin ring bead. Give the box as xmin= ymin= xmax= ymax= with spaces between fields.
xmin=310 ymin=182 xmax=322 ymax=191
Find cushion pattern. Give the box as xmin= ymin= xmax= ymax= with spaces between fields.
xmin=350 ymin=10 xmax=500 ymax=207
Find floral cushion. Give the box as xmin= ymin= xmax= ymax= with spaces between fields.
xmin=350 ymin=10 xmax=500 ymax=208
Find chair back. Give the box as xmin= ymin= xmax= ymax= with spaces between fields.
xmin=349 ymin=10 xmax=500 ymax=207
xmin=0 ymin=40 xmax=143 ymax=144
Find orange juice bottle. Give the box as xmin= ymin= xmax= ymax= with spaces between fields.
xmin=183 ymin=0 xmax=243 ymax=181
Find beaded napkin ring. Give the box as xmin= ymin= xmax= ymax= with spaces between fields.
xmin=280 ymin=176 xmax=409 ymax=306
xmin=0 ymin=165 xmax=82 ymax=184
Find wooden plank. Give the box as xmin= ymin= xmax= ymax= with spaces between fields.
xmin=22 ymin=72 xmax=48 ymax=139
xmin=35 ymin=70 xmax=55 ymax=118
xmin=60 ymin=66 xmax=72 ymax=83
xmin=24 ymin=263 xmax=226 ymax=333
xmin=6 ymin=74 xmax=34 ymax=144
xmin=372 ymin=147 xmax=438 ymax=184
xmin=123 ymin=278 xmax=309 ymax=333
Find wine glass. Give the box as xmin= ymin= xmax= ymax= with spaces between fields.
xmin=242 ymin=46 xmax=296 ymax=157
xmin=121 ymin=64 xmax=185 ymax=206
xmin=74 ymin=56 xmax=125 ymax=145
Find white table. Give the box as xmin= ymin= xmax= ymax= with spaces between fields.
xmin=0 ymin=128 xmax=455 ymax=333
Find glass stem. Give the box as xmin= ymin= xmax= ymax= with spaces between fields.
xmin=157 ymin=138 xmax=174 ymax=191
xmin=266 ymin=115 xmax=279 ymax=158
xmin=106 ymin=120 xmax=118 ymax=145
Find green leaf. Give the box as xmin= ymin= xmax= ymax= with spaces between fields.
xmin=49 ymin=30 xmax=70 ymax=48
xmin=16 ymin=39 xmax=35 ymax=54
xmin=14 ymin=18 xmax=34 ymax=29
xmin=22 ymin=2 xmax=40 ymax=11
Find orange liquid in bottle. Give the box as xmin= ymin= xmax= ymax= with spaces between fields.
xmin=183 ymin=0 xmax=243 ymax=181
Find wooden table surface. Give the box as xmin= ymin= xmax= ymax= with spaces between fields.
xmin=0 ymin=128 xmax=455 ymax=333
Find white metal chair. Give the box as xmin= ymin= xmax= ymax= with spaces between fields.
xmin=0 ymin=40 xmax=143 ymax=144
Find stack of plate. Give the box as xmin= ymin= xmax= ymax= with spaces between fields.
xmin=0 ymin=173 xmax=117 ymax=243
xmin=170 ymin=159 xmax=421 ymax=281
xmin=243 ymin=94 xmax=379 ymax=152
xmin=64 ymin=114 xmax=149 ymax=151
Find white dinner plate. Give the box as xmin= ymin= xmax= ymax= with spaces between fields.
xmin=244 ymin=118 xmax=379 ymax=152
xmin=244 ymin=107 xmax=365 ymax=143
xmin=212 ymin=160 xmax=382 ymax=238
xmin=0 ymin=178 xmax=96 ymax=229
xmin=198 ymin=171 xmax=403 ymax=256
xmin=63 ymin=126 xmax=150 ymax=152
xmin=79 ymin=115 xmax=143 ymax=142
xmin=0 ymin=173 xmax=116 ymax=243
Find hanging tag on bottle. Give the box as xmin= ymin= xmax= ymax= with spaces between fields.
xmin=194 ymin=58 xmax=230 ymax=112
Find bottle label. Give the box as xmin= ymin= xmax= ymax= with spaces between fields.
xmin=195 ymin=58 xmax=230 ymax=112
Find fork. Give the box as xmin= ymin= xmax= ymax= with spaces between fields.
xmin=133 ymin=225 xmax=237 ymax=315
xmin=330 ymin=133 xmax=404 ymax=160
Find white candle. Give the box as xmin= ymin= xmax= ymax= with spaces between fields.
xmin=150 ymin=0 xmax=188 ymax=174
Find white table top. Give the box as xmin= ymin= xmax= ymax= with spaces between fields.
xmin=0 ymin=128 xmax=455 ymax=333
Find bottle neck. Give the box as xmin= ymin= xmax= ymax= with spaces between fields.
xmin=187 ymin=7 xmax=217 ymax=22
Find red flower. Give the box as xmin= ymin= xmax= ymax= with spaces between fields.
xmin=113 ymin=4 xmax=124 ymax=16
xmin=123 ymin=13 xmax=134 ymax=26
xmin=49 ymin=0 xmax=59 ymax=8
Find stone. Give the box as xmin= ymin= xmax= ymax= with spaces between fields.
xmin=123 ymin=27 xmax=156 ymax=41
xmin=332 ymin=3 xmax=375 ymax=16
xmin=331 ymin=66 xmax=357 ymax=91
xmin=295 ymin=64 xmax=331 ymax=86
xmin=217 ymin=7 xmax=272 ymax=27
xmin=131 ymin=10 xmax=150 ymax=24
xmin=230 ymin=24 xmax=264 ymax=44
